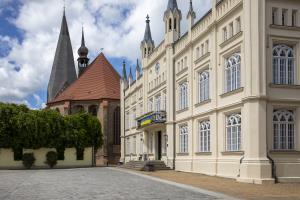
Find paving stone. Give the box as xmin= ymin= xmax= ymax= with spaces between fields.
xmin=0 ymin=168 xmax=223 ymax=200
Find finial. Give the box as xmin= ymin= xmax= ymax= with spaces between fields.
xmin=146 ymin=15 xmax=150 ymax=23
xmin=63 ymin=0 xmax=66 ymax=14
xmin=100 ymin=48 xmax=104 ymax=52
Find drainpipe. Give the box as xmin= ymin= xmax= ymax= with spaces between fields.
xmin=237 ymin=155 xmax=244 ymax=177
xmin=266 ymin=105 xmax=277 ymax=183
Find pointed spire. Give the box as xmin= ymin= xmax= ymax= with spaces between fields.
xmin=141 ymin=15 xmax=154 ymax=47
xmin=47 ymin=9 xmax=77 ymax=102
xmin=187 ymin=0 xmax=196 ymax=19
xmin=78 ymin=27 xmax=89 ymax=57
xmin=128 ymin=65 xmax=133 ymax=80
xmin=167 ymin=0 xmax=178 ymax=11
xmin=77 ymin=26 xmax=89 ymax=77
xmin=122 ymin=60 xmax=127 ymax=81
xmin=136 ymin=59 xmax=141 ymax=79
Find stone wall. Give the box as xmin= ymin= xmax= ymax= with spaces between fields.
xmin=0 ymin=148 xmax=93 ymax=169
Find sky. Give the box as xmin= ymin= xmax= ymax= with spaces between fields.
xmin=0 ymin=0 xmax=211 ymax=109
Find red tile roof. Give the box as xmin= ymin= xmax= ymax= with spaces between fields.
xmin=48 ymin=53 xmax=120 ymax=104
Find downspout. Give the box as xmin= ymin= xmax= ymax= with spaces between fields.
xmin=266 ymin=104 xmax=277 ymax=183
xmin=172 ymin=47 xmax=176 ymax=170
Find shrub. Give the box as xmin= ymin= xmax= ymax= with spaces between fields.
xmin=45 ymin=151 xmax=58 ymax=168
xmin=22 ymin=153 xmax=35 ymax=169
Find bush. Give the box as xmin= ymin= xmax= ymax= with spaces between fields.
xmin=45 ymin=151 xmax=58 ymax=168
xmin=22 ymin=153 xmax=35 ymax=169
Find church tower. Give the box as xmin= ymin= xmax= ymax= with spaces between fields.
xmin=141 ymin=15 xmax=155 ymax=59
xmin=77 ymin=27 xmax=89 ymax=76
xmin=164 ymin=0 xmax=182 ymax=45
xmin=47 ymin=9 xmax=77 ymax=102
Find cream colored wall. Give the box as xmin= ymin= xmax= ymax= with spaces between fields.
xmin=121 ymin=0 xmax=300 ymax=183
xmin=0 ymin=148 xmax=92 ymax=169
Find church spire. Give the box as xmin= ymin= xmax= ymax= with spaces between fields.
xmin=142 ymin=15 xmax=154 ymax=47
xmin=47 ymin=9 xmax=77 ymax=102
xmin=77 ymin=27 xmax=89 ymax=76
xmin=141 ymin=15 xmax=155 ymax=58
xmin=128 ymin=65 xmax=133 ymax=85
xmin=167 ymin=0 xmax=179 ymax=11
xmin=122 ymin=61 xmax=128 ymax=89
xmin=187 ymin=0 xmax=196 ymax=19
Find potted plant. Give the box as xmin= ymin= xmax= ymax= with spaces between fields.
xmin=22 ymin=153 xmax=35 ymax=169
xmin=45 ymin=151 xmax=58 ymax=168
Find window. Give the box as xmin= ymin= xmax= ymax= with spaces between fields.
xmin=225 ymin=53 xmax=241 ymax=92
xmin=236 ymin=17 xmax=241 ymax=33
xmin=196 ymin=47 xmax=200 ymax=59
xmin=126 ymin=137 xmax=130 ymax=155
xmin=272 ymin=8 xmax=278 ymax=25
xmin=205 ymin=40 xmax=209 ymax=53
xmin=125 ymin=112 xmax=129 ymax=130
xmin=282 ymin=9 xmax=288 ymax=26
xmin=223 ymin=27 xmax=228 ymax=41
xmin=155 ymin=95 xmax=161 ymax=111
xmin=162 ymin=91 xmax=166 ymax=111
xmin=201 ymin=44 xmax=204 ymax=56
xmin=139 ymin=103 xmax=143 ymax=116
xmin=179 ymin=125 xmax=188 ymax=153
xmin=226 ymin=114 xmax=242 ymax=151
xmin=184 ymin=57 xmax=187 ymax=68
xmin=88 ymin=105 xmax=98 ymax=116
xmin=273 ymin=110 xmax=295 ymax=150
xmin=178 ymin=82 xmax=188 ymax=110
xmin=132 ymin=136 xmax=137 ymax=154
xmin=199 ymin=121 xmax=210 ymax=152
xmin=148 ymin=98 xmax=153 ymax=112
xmin=174 ymin=18 xmax=177 ymax=30
xmin=273 ymin=45 xmax=294 ymax=85
xmin=131 ymin=109 xmax=137 ymax=128
xmin=229 ymin=22 xmax=233 ymax=38
xmin=198 ymin=70 xmax=210 ymax=102
xmin=292 ymin=10 xmax=297 ymax=27
xmin=113 ymin=107 xmax=121 ymax=145
xmin=169 ymin=18 xmax=172 ymax=30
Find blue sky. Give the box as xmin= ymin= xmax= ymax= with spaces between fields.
xmin=0 ymin=0 xmax=211 ymax=109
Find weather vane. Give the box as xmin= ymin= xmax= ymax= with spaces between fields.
xmin=100 ymin=48 xmax=104 ymax=52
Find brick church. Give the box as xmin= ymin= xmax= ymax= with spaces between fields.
xmin=46 ymin=10 xmax=121 ymax=165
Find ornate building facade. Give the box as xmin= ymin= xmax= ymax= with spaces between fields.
xmin=47 ymin=10 xmax=121 ymax=165
xmin=121 ymin=0 xmax=300 ymax=183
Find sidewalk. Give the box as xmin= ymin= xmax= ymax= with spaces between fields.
xmin=137 ymin=170 xmax=300 ymax=200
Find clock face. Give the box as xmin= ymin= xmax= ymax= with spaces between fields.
xmin=155 ymin=63 xmax=160 ymax=74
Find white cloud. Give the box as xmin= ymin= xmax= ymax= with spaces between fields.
xmin=0 ymin=0 xmax=211 ymax=108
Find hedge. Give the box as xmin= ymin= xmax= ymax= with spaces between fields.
xmin=0 ymin=103 xmax=103 ymax=151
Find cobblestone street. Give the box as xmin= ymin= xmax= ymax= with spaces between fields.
xmin=0 ymin=168 xmax=230 ymax=200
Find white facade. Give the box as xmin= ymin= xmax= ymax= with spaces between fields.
xmin=121 ymin=0 xmax=300 ymax=184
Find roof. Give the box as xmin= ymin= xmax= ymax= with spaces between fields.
xmin=48 ymin=53 xmax=120 ymax=104
xmin=47 ymin=11 xmax=77 ymax=103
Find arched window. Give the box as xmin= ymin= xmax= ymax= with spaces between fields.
xmin=199 ymin=121 xmax=210 ymax=152
xmin=179 ymin=125 xmax=188 ymax=153
xmin=225 ymin=53 xmax=241 ymax=92
xmin=169 ymin=18 xmax=172 ymax=30
xmin=198 ymin=70 xmax=209 ymax=102
xmin=88 ymin=105 xmax=98 ymax=116
xmin=226 ymin=114 xmax=241 ymax=151
xmin=179 ymin=82 xmax=188 ymax=110
xmin=174 ymin=18 xmax=177 ymax=30
xmin=273 ymin=45 xmax=294 ymax=85
xmin=273 ymin=110 xmax=294 ymax=150
xmin=113 ymin=107 xmax=121 ymax=145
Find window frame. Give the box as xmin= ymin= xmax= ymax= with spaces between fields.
xmin=224 ymin=53 xmax=241 ymax=93
xmin=179 ymin=124 xmax=189 ymax=153
xmin=198 ymin=121 xmax=211 ymax=152
xmin=225 ymin=113 xmax=242 ymax=152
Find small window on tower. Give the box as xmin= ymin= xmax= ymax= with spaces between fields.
xmin=169 ymin=18 xmax=172 ymax=30
xmin=174 ymin=18 xmax=177 ymax=30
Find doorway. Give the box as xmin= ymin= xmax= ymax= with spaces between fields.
xmin=157 ymin=131 xmax=162 ymax=160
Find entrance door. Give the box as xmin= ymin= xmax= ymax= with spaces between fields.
xmin=157 ymin=131 xmax=162 ymax=160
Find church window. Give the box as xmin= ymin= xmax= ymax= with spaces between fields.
xmin=179 ymin=124 xmax=188 ymax=153
xmin=88 ymin=105 xmax=98 ymax=116
xmin=113 ymin=107 xmax=120 ymax=145
xmin=199 ymin=121 xmax=210 ymax=152
xmin=226 ymin=114 xmax=242 ymax=151
xmin=225 ymin=53 xmax=241 ymax=93
xmin=273 ymin=45 xmax=294 ymax=85
xmin=198 ymin=70 xmax=210 ymax=102
xmin=174 ymin=18 xmax=177 ymax=30
xmin=178 ymin=81 xmax=188 ymax=110
xmin=273 ymin=110 xmax=295 ymax=150
xmin=169 ymin=18 xmax=172 ymax=31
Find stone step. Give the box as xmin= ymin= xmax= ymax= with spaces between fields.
xmin=122 ymin=160 xmax=170 ymax=171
